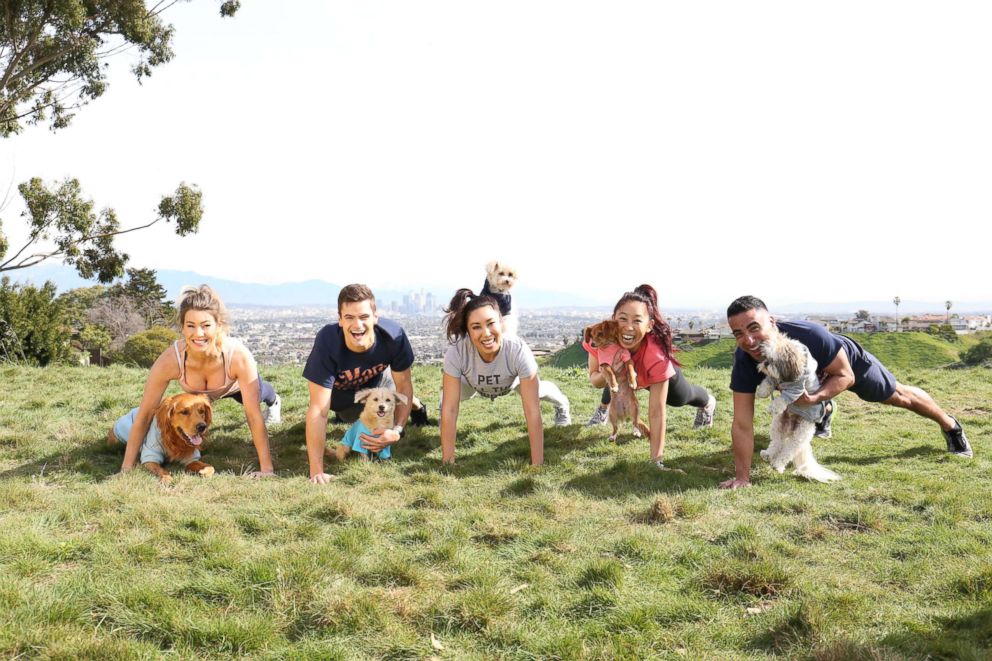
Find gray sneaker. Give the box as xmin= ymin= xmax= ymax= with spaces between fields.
xmin=693 ymin=394 xmax=716 ymax=429
xmin=943 ymin=416 xmax=973 ymax=458
xmin=585 ymin=406 xmax=609 ymax=427
xmin=554 ymin=405 xmax=572 ymax=426
xmin=262 ymin=394 xmax=281 ymax=425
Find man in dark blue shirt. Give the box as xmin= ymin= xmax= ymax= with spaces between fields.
xmin=720 ymin=295 xmax=973 ymax=489
xmin=303 ymin=284 xmax=427 ymax=484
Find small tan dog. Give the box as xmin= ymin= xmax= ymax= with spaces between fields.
xmin=334 ymin=388 xmax=408 ymax=461
xmin=109 ymin=393 xmax=215 ymax=484
xmin=582 ymin=319 xmax=647 ymax=442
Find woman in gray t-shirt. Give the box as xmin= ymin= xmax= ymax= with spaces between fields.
xmin=440 ymin=288 xmax=571 ymax=466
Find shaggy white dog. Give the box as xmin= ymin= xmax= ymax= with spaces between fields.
xmin=481 ymin=260 xmax=519 ymax=338
xmin=756 ymin=331 xmax=841 ymax=483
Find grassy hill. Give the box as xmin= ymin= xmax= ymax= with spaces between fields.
xmin=554 ymin=331 xmax=979 ymax=372
xmin=1 ymin=362 xmax=990 ymax=658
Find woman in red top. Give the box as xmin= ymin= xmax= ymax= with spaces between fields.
xmin=586 ymin=284 xmax=715 ymax=468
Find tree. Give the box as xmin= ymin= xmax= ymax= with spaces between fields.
xmin=0 ymin=177 xmax=202 ymax=282
xmin=0 ymin=276 xmax=70 ymax=365
xmin=86 ymin=296 xmax=145 ymax=351
xmin=893 ymin=296 xmax=901 ymax=331
xmin=0 ymin=1 xmax=238 ymax=283
xmin=855 ymin=309 xmax=871 ymax=321
xmin=108 ymin=267 xmax=174 ymax=326
xmin=945 ymin=300 xmax=953 ymax=323
xmin=1 ymin=0 xmax=239 ymax=136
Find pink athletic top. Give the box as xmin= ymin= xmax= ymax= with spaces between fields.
xmin=630 ymin=334 xmax=676 ymax=389
xmin=173 ymin=337 xmax=246 ymax=400
xmin=582 ymin=340 xmax=631 ymax=369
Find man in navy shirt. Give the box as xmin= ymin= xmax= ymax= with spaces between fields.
xmin=720 ymin=295 xmax=973 ymax=490
xmin=303 ymin=284 xmax=427 ymax=484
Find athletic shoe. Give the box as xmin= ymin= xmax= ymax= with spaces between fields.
xmin=693 ymin=394 xmax=716 ymax=429
xmin=262 ymin=394 xmax=281 ymax=425
xmin=409 ymin=404 xmax=431 ymax=426
xmin=554 ymin=405 xmax=572 ymax=426
xmin=585 ymin=406 xmax=609 ymax=427
xmin=943 ymin=416 xmax=973 ymax=458
xmin=814 ymin=400 xmax=834 ymax=439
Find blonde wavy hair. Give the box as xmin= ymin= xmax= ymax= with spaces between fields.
xmin=176 ymin=284 xmax=229 ymax=358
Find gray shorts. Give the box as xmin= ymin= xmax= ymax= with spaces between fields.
xmin=849 ymin=352 xmax=898 ymax=403
xmin=333 ymin=368 xmax=396 ymax=423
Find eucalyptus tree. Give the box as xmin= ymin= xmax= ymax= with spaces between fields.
xmin=0 ymin=0 xmax=238 ymax=283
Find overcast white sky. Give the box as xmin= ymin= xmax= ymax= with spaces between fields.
xmin=2 ymin=1 xmax=989 ymax=308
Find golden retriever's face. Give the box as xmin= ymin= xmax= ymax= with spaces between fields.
xmin=758 ymin=333 xmax=806 ymax=383
xmin=158 ymin=393 xmax=212 ymax=449
xmin=355 ymin=387 xmax=408 ymax=425
xmin=485 ymin=260 xmax=518 ymax=293
xmin=584 ymin=320 xmax=622 ymax=349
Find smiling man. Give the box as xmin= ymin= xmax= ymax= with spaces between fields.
xmin=719 ymin=295 xmax=973 ymax=490
xmin=303 ymin=284 xmax=428 ymax=484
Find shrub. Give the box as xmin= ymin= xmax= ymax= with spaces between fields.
xmin=962 ymin=338 xmax=992 ymax=366
xmin=0 ymin=277 xmax=71 ymax=365
xmin=113 ymin=326 xmax=176 ymax=367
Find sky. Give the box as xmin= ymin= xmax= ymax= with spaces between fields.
xmin=2 ymin=1 xmax=990 ymax=309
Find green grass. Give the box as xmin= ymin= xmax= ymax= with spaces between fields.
xmin=1 ymin=361 xmax=990 ymax=658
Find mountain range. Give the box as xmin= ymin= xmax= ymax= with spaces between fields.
xmin=8 ymin=264 xmax=991 ymax=314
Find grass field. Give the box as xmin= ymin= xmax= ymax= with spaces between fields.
xmin=1 ymin=359 xmax=990 ymax=659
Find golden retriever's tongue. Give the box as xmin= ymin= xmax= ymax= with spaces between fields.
xmin=190 ymin=435 xmax=203 ymax=446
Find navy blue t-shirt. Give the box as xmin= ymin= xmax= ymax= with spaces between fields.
xmin=303 ymin=317 xmax=415 ymax=411
xmin=730 ymin=320 xmax=875 ymax=394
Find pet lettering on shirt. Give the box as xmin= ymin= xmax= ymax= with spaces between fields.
xmin=476 ymin=374 xmax=513 ymax=399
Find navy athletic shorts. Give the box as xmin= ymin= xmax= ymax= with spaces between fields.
xmin=846 ymin=343 xmax=898 ymax=403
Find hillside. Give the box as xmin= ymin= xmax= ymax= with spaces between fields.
xmin=553 ymin=332 xmax=977 ymax=373
xmin=0 ymin=363 xmax=989 ymax=658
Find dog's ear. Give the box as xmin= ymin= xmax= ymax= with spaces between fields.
xmin=778 ymin=340 xmax=804 ymax=382
xmin=486 ymin=260 xmax=498 ymax=274
xmin=155 ymin=395 xmax=175 ymax=430
xmin=354 ymin=389 xmax=373 ymax=404
xmin=203 ymin=399 xmax=213 ymax=426
xmin=394 ymin=392 xmax=409 ymax=406
xmin=583 ymin=326 xmax=593 ymax=344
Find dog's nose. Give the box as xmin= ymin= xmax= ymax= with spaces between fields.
xmin=196 ymin=423 xmax=207 ymax=433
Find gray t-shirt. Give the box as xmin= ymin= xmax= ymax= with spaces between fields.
xmin=443 ymin=336 xmax=538 ymax=399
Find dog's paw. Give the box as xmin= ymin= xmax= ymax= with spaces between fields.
xmin=160 ymin=473 xmax=173 ymax=485
xmin=759 ymin=449 xmax=771 ymax=462
xmin=198 ymin=465 xmax=215 ymax=477
xmin=610 ymin=385 xmax=619 ymax=393
xmin=608 ymin=433 xmax=618 ymax=442
xmin=632 ymin=428 xmax=642 ymax=438
xmin=771 ymin=461 xmax=787 ymax=474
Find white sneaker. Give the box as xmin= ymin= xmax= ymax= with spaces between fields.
xmin=693 ymin=394 xmax=716 ymax=429
xmin=262 ymin=394 xmax=281 ymax=425
xmin=554 ymin=405 xmax=572 ymax=426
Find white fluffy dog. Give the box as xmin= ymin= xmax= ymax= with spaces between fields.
xmin=481 ymin=260 xmax=519 ymax=337
xmin=755 ymin=331 xmax=841 ymax=483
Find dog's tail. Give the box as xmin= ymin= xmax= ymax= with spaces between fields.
xmin=792 ymin=444 xmax=841 ymax=483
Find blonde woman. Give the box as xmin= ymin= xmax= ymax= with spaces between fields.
xmin=114 ymin=285 xmax=278 ymax=477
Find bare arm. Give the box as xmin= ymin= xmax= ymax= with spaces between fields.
xmin=646 ymin=380 xmax=669 ymax=462
xmin=305 ymin=381 xmax=333 ymax=484
xmin=720 ymin=391 xmax=755 ymax=489
xmin=121 ymin=347 xmax=176 ymax=471
xmin=440 ymin=373 xmax=462 ymax=464
xmin=360 ymin=367 xmax=413 ymax=452
xmin=229 ymin=350 xmax=274 ymax=475
xmin=517 ymin=375 xmax=544 ymax=466
xmin=587 ymin=352 xmax=607 ymax=389
xmin=795 ymin=347 xmax=854 ymax=406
